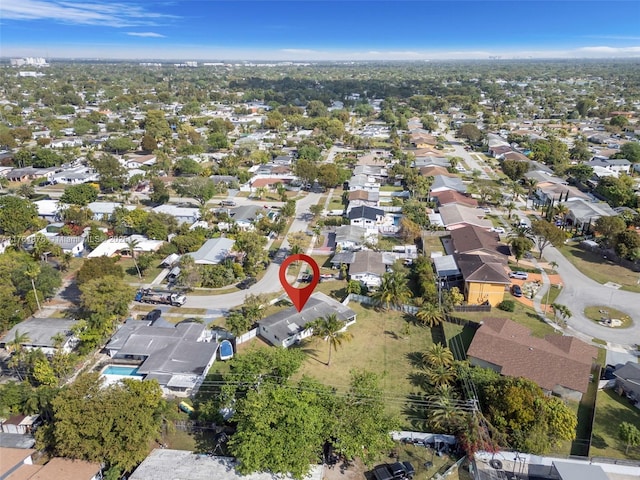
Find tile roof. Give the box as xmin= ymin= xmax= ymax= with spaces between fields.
xmin=450 ymin=225 xmax=509 ymax=257
xmin=455 ymin=254 xmax=510 ymax=284
xmin=432 ymin=190 xmax=478 ymax=207
xmin=467 ymin=317 xmax=598 ymax=394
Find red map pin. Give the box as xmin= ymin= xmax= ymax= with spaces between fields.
xmin=279 ymin=254 xmax=320 ymax=312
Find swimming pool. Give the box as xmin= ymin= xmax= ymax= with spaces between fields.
xmin=102 ymin=365 xmax=140 ymax=376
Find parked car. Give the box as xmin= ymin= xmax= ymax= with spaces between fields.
xmin=373 ymin=462 xmax=415 ymax=480
xmin=237 ymin=277 xmax=257 ymax=289
xmin=509 ymin=271 xmax=529 ymax=280
xmin=145 ymin=309 xmax=162 ymax=322
xmin=220 ymin=200 xmax=236 ymax=207
xmin=511 ymin=284 xmax=523 ymax=297
xmin=490 ymin=227 xmax=506 ymax=234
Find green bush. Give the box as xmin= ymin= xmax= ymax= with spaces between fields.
xmin=498 ymin=300 xmax=516 ymax=312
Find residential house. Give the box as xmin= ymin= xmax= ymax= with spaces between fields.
xmin=0 ymin=317 xmax=79 ymax=355
xmin=488 ymin=144 xmax=513 ymax=159
xmin=86 ymin=201 xmax=136 ymax=221
xmin=449 ymin=225 xmax=510 ymax=258
xmin=430 ymin=175 xmax=467 ymax=195
xmin=588 ymin=158 xmax=632 ymax=175
xmin=431 ymin=190 xmax=478 ymax=208
xmin=0 ymin=447 xmax=103 ymax=480
xmin=502 ymin=151 xmax=530 ymax=163
xmin=0 ymin=415 xmax=39 ymax=435
xmin=257 ymin=292 xmax=356 ymax=348
xmin=349 ymin=250 xmax=386 ymax=288
xmin=612 ymin=361 xmax=640 ymax=404
xmin=105 ymin=319 xmax=217 ymax=396
xmin=124 ymin=153 xmax=157 ymax=168
xmin=129 ymin=450 xmax=324 ymax=480
xmin=33 ymin=199 xmax=61 ymax=222
xmin=347 ymin=190 xmax=380 ymax=210
xmin=334 ymin=225 xmax=367 ymax=251
xmin=50 ymin=166 xmax=99 ymax=185
xmin=152 ymin=204 xmax=201 ymax=225
xmin=413 ymin=156 xmax=450 ymax=168
xmin=46 ymin=236 xmax=85 ymax=256
xmin=186 ymin=238 xmax=235 ymax=265
xmin=419 ymin=165 xmax=456 ymax=178
xmin=438 ymin=204 xmax=492 ymax=230
xmin=49 ymin=136 xmax=84 ymax=148
xmin=347 ymin=205 xmax=385 ymax=235
xmin=455 ymin=254 xmax=510 ymax=306
xmin=467 ymin=317 xmax=598 ymax=400
xmin=409 ymin=131 xmax=438 ymax=149
xmin=563 ymin=198 xmax=617 ymax=230
xmin=227 ymin=205 xmax=266 ymax=230
xmin=524 ymin=170 xmax=566 ymax=186
xmin=353 ymin=164 xmax=388 ymax=181
xmin=535 ymin=183 xmax=589 ymax=205
xmin=5 ymin=166 xmax=59 ymax=182
xmin=87 ymin=234 xmax=164 ymax=258
xmin=348 ymin=174 xmax=380 ymax=192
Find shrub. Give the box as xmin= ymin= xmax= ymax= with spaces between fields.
xmin=498 ymin=300 xmax=516 ymax=312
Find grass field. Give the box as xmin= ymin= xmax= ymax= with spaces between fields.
xmin=584 ymin=306 xmax=633 ymax=328
xmin=118 ymin=258 xmax=163 ymax=283
xmin=560 ymin=244 xmax=640 ymax=293
xmin=421 ymin=235 xmax=445 ymax=255
xmin=294 ymin=302 xmax=436 ymax=428
xmin=590 ymin=389 xmax=640 ymax=459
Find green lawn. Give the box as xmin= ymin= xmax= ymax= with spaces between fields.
xmin=560 ymin=244 xmax=640 ymax=293
xmin=590 ymin=389 xmax=640 ymax=459
xmin=118 ymin=258 xmax=164 ymax=283
xmin=584 ymin=306 xmax=633 ymax=328
xmin=294 ymin=302 xmax=436 ymax=427
xmin=453 ymin=300 xmax=558 ymax=338
xmin=422 ymin=235 xmax=445 ymax=255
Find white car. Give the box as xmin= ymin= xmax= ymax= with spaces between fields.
xmin=509 ymin=271 xmax=529 ymax=280
xmin=490 ymin=227 xmax=506 ymax=234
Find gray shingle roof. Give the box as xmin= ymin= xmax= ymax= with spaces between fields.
xmin=0 ymin=318 xmax=78 ymax=348
xmin=258 ymin=292 xmax=356 ymax=343
xmin=187 ymin=238 xmax=235 ymax=265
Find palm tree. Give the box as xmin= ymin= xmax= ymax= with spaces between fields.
xmin=553 ymin=203 xmax=569 ymax=228
xmin=549 ymin=261 xmax=559 ymax=272
xmin=125 ymin=238 xmax=142 ymax=278
xmin=310 ymin=313 xmax=353 ymax=366
xmin=415 ymin=303 xmax=445 ymax=328
xmin=427 ymin=364 xmax=456 ymax=387
xmin=504 ymin=201 xmax=517 ymax=220
xmin=25 ymin=263 xmax=42 ymax=311
xmin=17 ymin=183 xmax=34 ymax=199
xmin=255 ymin=186 xmax=267 ymax=200
xmin=523 ymin=178 xmax=538 ymax=206
xmin=6 ymin=329 xmax=30 ymax=354
xmin=428 ymin=383 xmax=458 ymax=402
xmin=372 ymin=270 xmax=412 ymax=310
xmin=429 ymin=396 xmax=465 ymax=431
xmin=423 ymin=343 xmax=454 ymax=369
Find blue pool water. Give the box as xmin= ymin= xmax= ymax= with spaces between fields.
xmin=102 ymin=365 xmax=140 ymax=376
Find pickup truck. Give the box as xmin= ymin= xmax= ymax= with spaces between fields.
xmin=135 ymin=289 xmax=187 ymax=307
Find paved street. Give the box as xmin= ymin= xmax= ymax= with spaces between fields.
xmin=443 ymin=132 xmax=491 ymax=180
xmin=542 ymin=245 xmax=640 ymax=349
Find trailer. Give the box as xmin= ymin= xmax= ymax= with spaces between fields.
xmin=135 ymin=289 xmax=187 ymax=307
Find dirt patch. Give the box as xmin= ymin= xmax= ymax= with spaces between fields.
xmin=322 ymin=457 xmax=368 ymax=480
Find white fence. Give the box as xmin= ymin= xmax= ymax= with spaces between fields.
xmin=342 ymin=293 xmax=418 ymax=315
xmin=236 ymin=328 xmax=257 ymax=345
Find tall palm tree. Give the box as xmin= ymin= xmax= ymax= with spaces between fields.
xmin=415 ymin=303 xmax=445 ymax=328
xmin=25 ymin=263 xmax=42 ymax=311
xmin=429 ymin=396 xmax=465 ymax=431
xmin=504 ymin=201 xmax=517 ymax=220
xmin=372 ymin=270 xmax=412 ymax=310
xmin=6 ymin=329 xmax=30 ymax=354
xmin=423 ymin=343 xmax=454 ymax=369
xmin=17 ymin=183 xmax=34 ymax=199
xmin=309 ymin=313 xmax=353 ymax=366
xmin=523 ymin=178 xmax=538 ymax=206
xmin=427 ymin=364 xmax=456 ymax=387
xmin=125 ymin=238 xmax=142 ymax=278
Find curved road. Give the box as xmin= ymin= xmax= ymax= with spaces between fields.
xmin=542 ymin=245 xmax=640 ymax=349
xmin=183 ymin=192 xmax=323 ymax=310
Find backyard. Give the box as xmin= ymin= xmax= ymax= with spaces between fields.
xmin=590 ymin=389 xmax=640 ymax=459
xmin=295 ymin=301 xmax=436 ymax=428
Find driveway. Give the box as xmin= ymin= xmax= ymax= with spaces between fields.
xmin=183 ymin=192 xmax=323 ymax=310
xmin=542 ymin=245 xmax=640 ymax=349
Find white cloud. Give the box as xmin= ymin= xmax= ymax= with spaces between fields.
xmin=126 ymin=32 xmax=165 ymax=38
xmin=0 ymin=0 xmax=176 ymax=27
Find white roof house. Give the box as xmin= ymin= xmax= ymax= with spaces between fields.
xmin=186 ymin=238 xmax=235 ymax=265
xmin=87 ymin=234 xmax=164 ymax=258
xmin=87 ymin=201 xmax=136 ymax=220
xmin=152 ymin=205 xmax=201 ymax=225
xmin=33 ymin=199 xmax=61 ymax=220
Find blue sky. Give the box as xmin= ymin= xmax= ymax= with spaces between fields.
xmin=1 ymin=0 xmax=639 ymax=60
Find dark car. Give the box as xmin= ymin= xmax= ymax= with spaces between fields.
xmin=511 ymin=284 xmax=523 ymax=297
xmin=373 ymin=462 xmax=414 ymax=480
xmin=373 ymin=465 xmax=394 ymax=480
xmin=145 ymin=309 xmax=162 ymax=322
xmin=237 ymin=277 xmax=257 ymax=290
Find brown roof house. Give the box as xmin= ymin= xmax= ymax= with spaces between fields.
xmin=0 ymin=447 xmax=102 ymax=480
xmin=467 ymin=317 xmax=598 ymax=400
xmin=432 ymin=190 xmax=479 ymax=208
